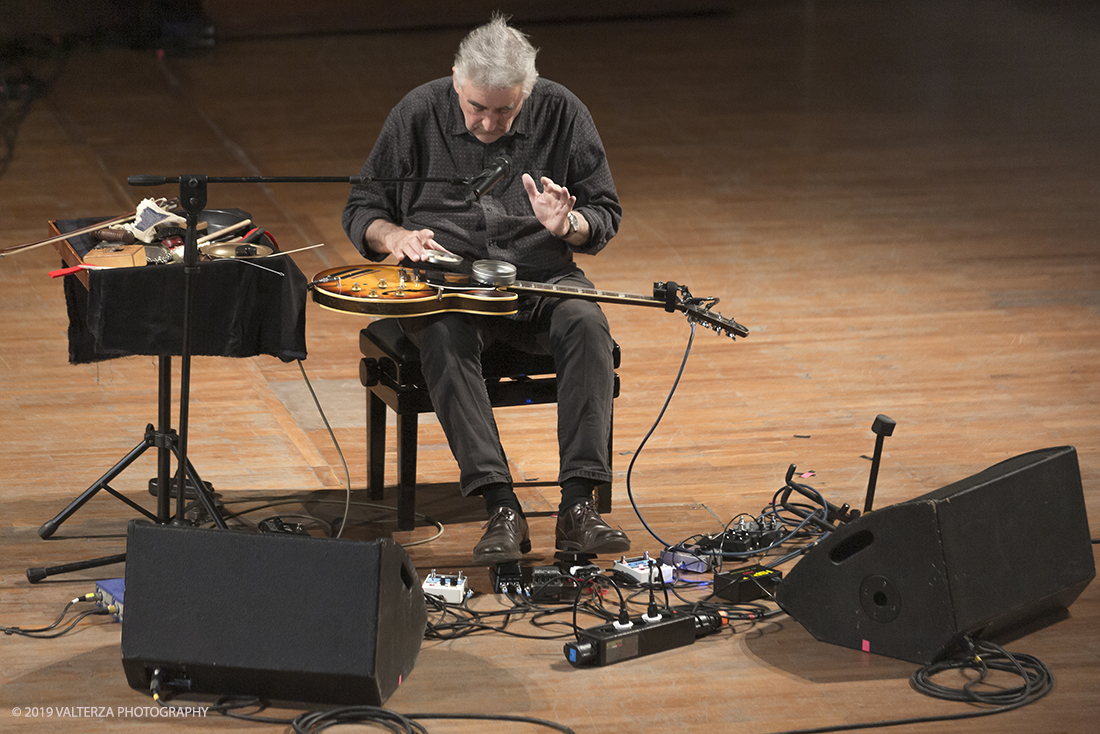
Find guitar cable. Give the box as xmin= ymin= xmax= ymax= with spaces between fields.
xmin=624 ymin=320 xmax=697 ymax=549
xmin=278 ymin=359 xmax=445 ymax=547
xmin=296 ymin=359 xmax=352 ymax=538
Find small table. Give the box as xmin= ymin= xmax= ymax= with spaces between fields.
xmin=39 ymin=212 xmax=308 ymax=538
xmin=54 ymin=212 xmax=307 ymax=364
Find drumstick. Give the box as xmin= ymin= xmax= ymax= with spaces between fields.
xmin=196 ymin=219 xmax=251 ymax=244
xmin=1 ymin=212 xmax=138 ymax=257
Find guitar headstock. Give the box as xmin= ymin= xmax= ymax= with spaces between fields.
xmin=654 ymin=281 xmax=749 ymax=340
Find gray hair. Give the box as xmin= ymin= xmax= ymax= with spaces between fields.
xmin=454 ymin=14 xmax=539 ymax=97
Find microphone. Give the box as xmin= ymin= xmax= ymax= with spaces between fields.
xmin=465 ymin=154 xmax=512 ymax=203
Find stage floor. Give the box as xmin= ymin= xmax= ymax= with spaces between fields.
xmin=1 ymin=2 xmax=1098 ymax=732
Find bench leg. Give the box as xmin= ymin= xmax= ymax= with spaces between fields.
xmin=595 ymin=402 xmax=614 ymax=514
xmin=395 ymin=413 xmax=419 ymax=531
xmin=367 ymin=391 xmax=386 ymax=501
xmin=595 ymin=481 xmax=612 ymax=514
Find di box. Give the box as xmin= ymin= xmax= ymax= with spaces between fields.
xmin=776 ymin=446 xmax=1094 ymax=664
xmin=121 ymin=521 xmax=427 ymax=706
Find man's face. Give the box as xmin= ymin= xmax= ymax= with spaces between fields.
xmin=452 ymin=72 xmax=525 ymax=144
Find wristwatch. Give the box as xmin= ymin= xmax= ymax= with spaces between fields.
xmin=563 ymin=210 xmax=580 ymax=238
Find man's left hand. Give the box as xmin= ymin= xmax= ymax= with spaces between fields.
xmin=523 ymin=173 xmax=576 ymax=238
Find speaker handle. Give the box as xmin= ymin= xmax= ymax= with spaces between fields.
xmin=863 ymin=414 xmax=897 ymax=514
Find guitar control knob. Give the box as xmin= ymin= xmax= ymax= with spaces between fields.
xmin=351 ymin=282 xmax=361 ymax=292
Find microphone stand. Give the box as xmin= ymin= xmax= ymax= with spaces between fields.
xmin=127 ymin=174 xmax=473 ymax=187
xmin=132 ymin=172 xmax=473 ymax=524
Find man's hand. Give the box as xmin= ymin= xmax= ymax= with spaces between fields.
xmin=523 ymin=173 xmax=579 ymax=239
xmin=365 ymin=219 xmax=454 ymax=262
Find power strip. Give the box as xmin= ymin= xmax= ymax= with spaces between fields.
xmin=422 ymin=569 xmax=469 ymax=605
xmin=564 ymin=610 xmax=727 ymax=667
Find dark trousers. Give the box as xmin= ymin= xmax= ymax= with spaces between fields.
xmin=399 ymin=273 xmax=615 ymax=497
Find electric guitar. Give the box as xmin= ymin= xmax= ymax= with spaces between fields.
xmin=309 ymin=264 xmax=748 ymax=339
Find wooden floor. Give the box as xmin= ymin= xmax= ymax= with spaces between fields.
xmin=2 ymin=1 xmax=1098 ymax=732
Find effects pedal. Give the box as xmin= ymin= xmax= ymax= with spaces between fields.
xmin=698 ymin=516 xmax=784 ymax=554
xmin=528 ymin=565 xmax=568 ymax=602
xmin=491 ymin=555 xmax=597 ymax=600
xmin=713 ymin=564 xmax=782 ymax=604
xmin=660 ymin=544 xmax=714 ymax=573
xmin=422 ymin=569 xmax=469 ymax=605
xmin=257 ymin=516 xmax=311 ymax=536
xmin=490 ymin=561 xmax=525 ymax=594
xmin=611 ymin=553 xmax=674 ymax=585
xmin=96 ymin=578 xmax=125 ymax=622
xmin=553 ymin=551 xmax=600 ymax=578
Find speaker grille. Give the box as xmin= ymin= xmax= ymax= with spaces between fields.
xmin=122 ymin=522 xmax=426 ymax=705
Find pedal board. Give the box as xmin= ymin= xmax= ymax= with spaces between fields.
xmin=697 ymin=516 xmax=784 ymax=554
xmin=490 ymin=553 xmax=600 ymax=601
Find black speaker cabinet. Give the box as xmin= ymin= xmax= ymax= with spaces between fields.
xmin=121 ymin=522 xmax=427 ymax=705
xmin=776 ymin=446 xmax=1094 ymax=664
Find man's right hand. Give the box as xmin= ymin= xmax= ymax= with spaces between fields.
xmin=365 ymin=219 xmax=454 ymax=262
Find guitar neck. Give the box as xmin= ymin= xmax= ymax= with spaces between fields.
xmin=411 ymin=269 xmax=747 ymax=339
xmin=509 ymin=280 xmax=666 ymax=308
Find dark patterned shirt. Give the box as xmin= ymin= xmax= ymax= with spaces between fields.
xmin=342 ymin=77 xmax=621 ymax=284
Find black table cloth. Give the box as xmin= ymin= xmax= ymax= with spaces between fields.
xmin=58 ymin=211 xmax=308 ymax=364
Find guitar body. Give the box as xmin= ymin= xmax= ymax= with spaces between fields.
xmin=310 ymin=265 xmax=517 ymax=317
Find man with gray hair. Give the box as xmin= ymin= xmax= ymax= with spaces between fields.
xmin=343 ymin=14 xmax=629 ymax=564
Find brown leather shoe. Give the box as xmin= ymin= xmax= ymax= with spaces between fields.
xmin=555 ymin=499 xmax=630 ymax=554
xmin=472 ymin=507 xmax=531 ymax=564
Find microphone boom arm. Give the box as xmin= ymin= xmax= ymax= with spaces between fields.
xmin=128 ymin=174 xmax=472 ymax=187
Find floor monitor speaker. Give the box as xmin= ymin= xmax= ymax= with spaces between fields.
xmin=121 ymin=521 xmax=426 ymax=705
xmin=776 ymin=446 xmax=1094 ymax=664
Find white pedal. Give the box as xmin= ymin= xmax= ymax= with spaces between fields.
xmin=422 ymin=569 xmax=469 ymax=605
xmin=612 ymin=553 xmax=674 ymax=585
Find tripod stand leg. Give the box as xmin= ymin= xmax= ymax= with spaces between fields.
xmin=38 ymin=437 xmax=155 ymax=540
xmin=26 ymin=553 xmax=126 ymax=584
xmin=163 ymin=451 xmax=227 ymax=528
xmin=39 ymin=355 xmax=180 ymax=538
